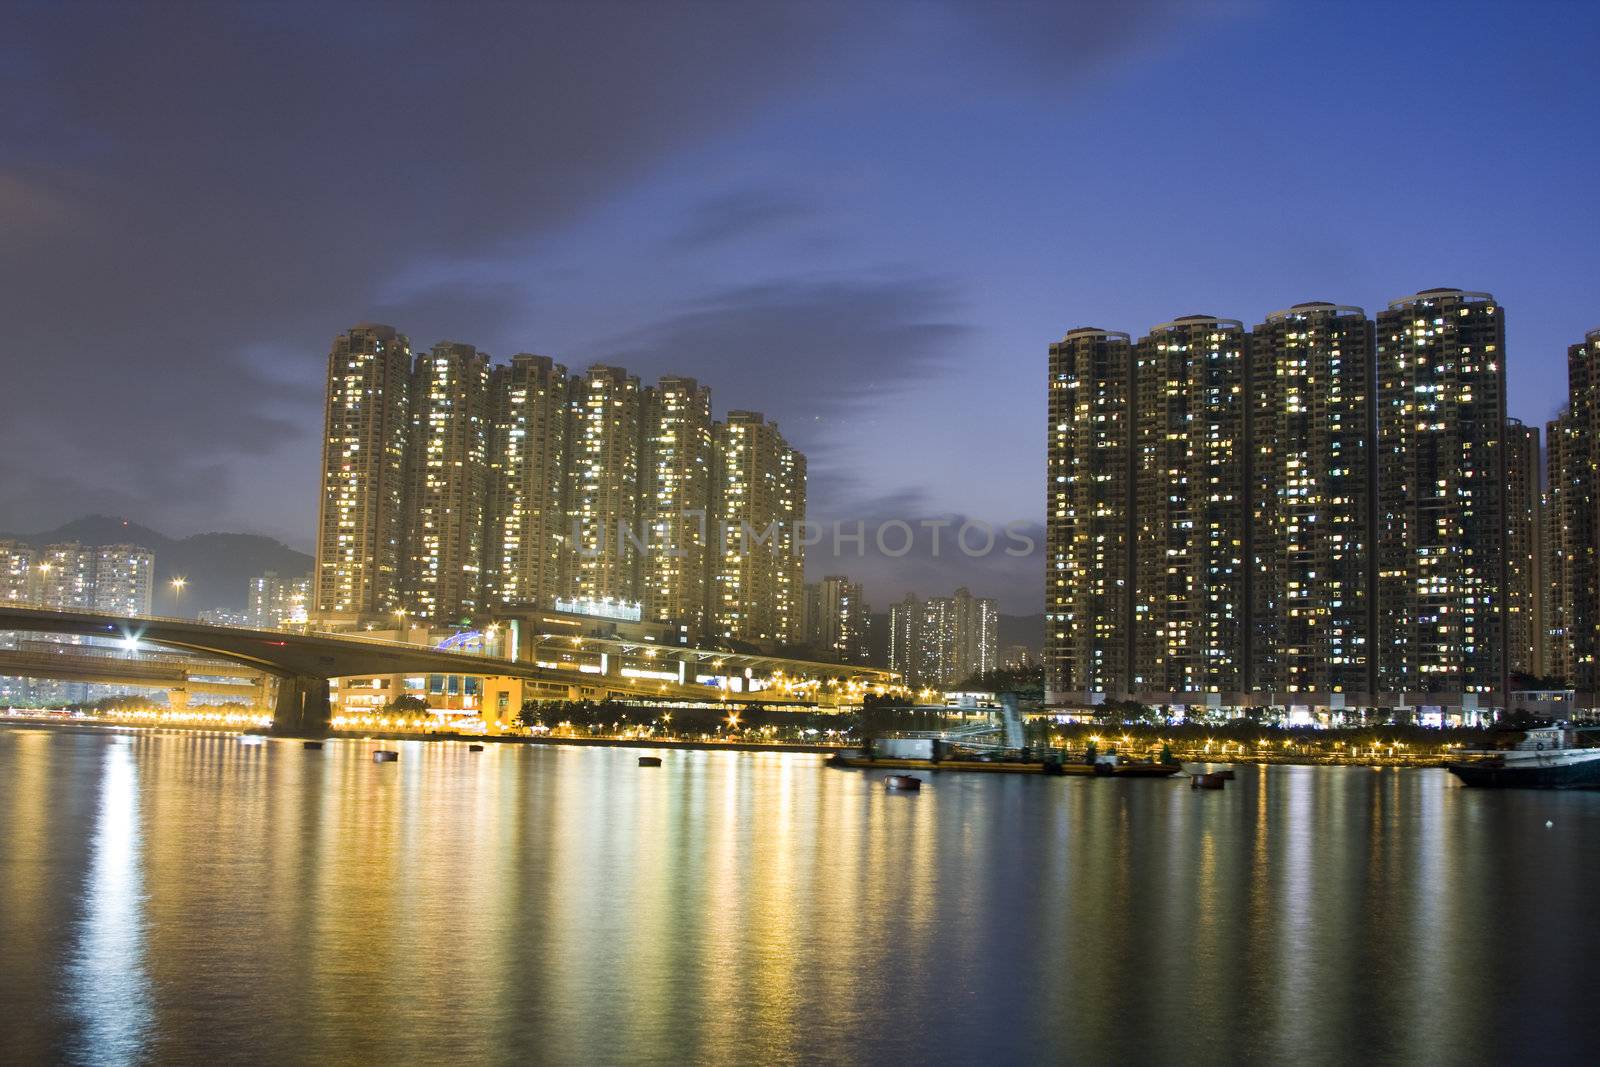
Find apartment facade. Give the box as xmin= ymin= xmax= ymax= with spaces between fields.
xmin=1045 ymin=328 xmax=1133 ymax=702
xmin=313 ymin=324 xmax=412 ymax=624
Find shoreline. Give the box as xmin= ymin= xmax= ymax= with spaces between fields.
xmin=0 ymin=715 xmax=844 ymax=755
xmin=1 ymin=715 xmax=1460 ymax=767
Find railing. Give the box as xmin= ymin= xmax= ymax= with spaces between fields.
xmin=0 ymin=600 xmax=513 ymax=663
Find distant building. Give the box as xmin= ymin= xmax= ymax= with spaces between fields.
xmin=92 ymin=544 xmax=154 ymax=615
xmin=0 ymin=541 xmax=39 ymax=603
xmin=314 ymin=324 xmax=412 ymax=625
xmin=1545 ymin=328 xmax=1600 ymax=692
xmin=952 ymin=587 xmax=998 ymax=682
xmin=1545 ymin=408 xmax=1576 ymax=686
xmin=801 ymin=582 xmax=823 ymax=647
xmin=711 ymin=411 xmax=805 ymax=646
xmin=1003 ymin=645 xmax=1035 ymax=670
xmin=888 ymin=594 xmax=921 ymax=684
xmin=1504 ymin=418 xmax=1543 ymax=677
xmin=900 ymin=587 xmax=999 ymax=689
xmin=919 ymin=595 xmax=954 ymax=688
xmin=38 ymin=543 xmax=96 ymax=610
xmin=248 ymin=571 xmax=311 ymax=628
xmin=815 ymin=575 xmax=868 ymax=663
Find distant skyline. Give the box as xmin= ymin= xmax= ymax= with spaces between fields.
xmin=4 ymin=1 xmax=1598 ymax=613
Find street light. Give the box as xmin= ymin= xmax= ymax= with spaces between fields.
xmin=170 ymin=577 xmax=187 ymax=616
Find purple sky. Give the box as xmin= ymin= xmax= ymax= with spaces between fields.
xmin=3 ymin=1 xmax=1597 ymax=613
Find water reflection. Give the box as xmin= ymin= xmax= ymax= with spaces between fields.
xmin=4 ymin=728 xmax=1600 ymax=1065
xmin=66 ymin=738 xmax=152 ymax=1066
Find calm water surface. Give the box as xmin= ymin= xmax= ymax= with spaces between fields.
xmin=3 ymin=725 xmax=1599 ymax=1066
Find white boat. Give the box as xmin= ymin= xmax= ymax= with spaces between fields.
xmin=1448 ymin=724 xmax=1600 ymax=789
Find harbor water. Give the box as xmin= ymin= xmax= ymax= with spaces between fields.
xmin=3 ymin=725 xmax=1599 ymax=1065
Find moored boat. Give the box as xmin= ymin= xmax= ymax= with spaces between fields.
xmin=1448 ymin=725 xmax=1600 ymax=789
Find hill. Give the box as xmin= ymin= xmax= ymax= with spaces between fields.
xmin=2 ymin=514 xmax=312 ymax=614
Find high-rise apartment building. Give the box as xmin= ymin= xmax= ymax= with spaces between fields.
xmin=1504 ymin=418 xmax=1543 ymax=677
xmin=918 ymin=595 xmax=955 ymax=687
xmin=888 ymin=594 xmax=921 ymax=685
xmin=1544 ymin=410 xmax=1577 ymax=685
xmin=905 ymin=587 xmax=998 ymax=689
xmin=248 ymin=571 xmax=312 ymax=629
xmin=314 ymin=324 xmax=411 ymax=624
xmin=711 ymin=411 xmax=805 ymax=645
xmin=951 ymin=587 xmax=998 ymax=683
xmin=566 ymin=365 xmax=643 ymax=608
xmin=486 ymin=354 xmax=569 ymax=609
xmin=312 ymin=323 xmax=808 ymax=648
xmin=39 ymin=543 xmax=95 ymax=610
xmin=0 ymin=541 xmax=39 ymax=603
xmin=1132 ymin=316 xmax=1249 ymax=697
xmin=1045 ymin=328 xmax=1133 ymax=702
xmin=815 ymin=575 xmax=868 ymax=663
xmin=91 ymin=544 xmax=154 ymax=615
xmin=404 ymin=342 xmax=490 ymax=623
xmin=1046 ymin=289 xmax=1532 ymax=717
xmin=1545 ymin=328 xmax=1600 ymax=692
xmin=641 ymin=377 xmax=714 ymax=635
xmin=1375 ymin=289 xmax=1507 ymax=701
xmin=1249 ymin=303 xmax=1376 ymax=701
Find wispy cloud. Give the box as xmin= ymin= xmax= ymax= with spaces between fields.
xmin=667 ymin=187 xmax=819 ymax=251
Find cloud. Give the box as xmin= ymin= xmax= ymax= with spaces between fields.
xmin=667 ymin=188 xmax=820 ymax=251
xmin=368 ymin=279 xmax=533 ymax=350
xmin=596 ymin=270 xmax=971 ymax=452
xmin=947 ymin=0 xmax=1184 ymax=79
xmin=0 ymin=3 xmax=864 ymax=533
xmin=0 ymin=1 xmax=1178 ymax=538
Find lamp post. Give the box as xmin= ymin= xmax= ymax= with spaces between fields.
xmin=170 ymin=577 xmax=187 ymax=617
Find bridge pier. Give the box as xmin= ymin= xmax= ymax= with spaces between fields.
xmin=271 ymin=675 xmax=331 ymax=737
xmin=168 ymin=687 xmax=188 ymax=712
xmin=481 ymin=677 xmax=525 ymax=734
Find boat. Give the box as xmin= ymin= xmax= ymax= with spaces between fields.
xmin=373 ymin=749 xmax=399 ymax=763
xmin=638 ymin=755 xmax=662 ymax=767
xmin=1448 ymin=725 xmax=1600 ymax=789
xmin=884 ymin=774 xmax=922 ymax=792
xmin=302 ymin=740 xmax=324 ymax=750
xmin=1190 ymin=772 xmax=1226 ymax=790
xmin=468 ymin=744 xmax=484 ymax=752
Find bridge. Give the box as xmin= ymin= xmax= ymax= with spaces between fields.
xmin=0 ymin=603 xmax=656 ymax=734
xmin=0 ymin=645 xmax=266 ymax=705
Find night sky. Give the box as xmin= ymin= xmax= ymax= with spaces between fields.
xmin=3 ymin=1 xmax=1597 ymax=612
